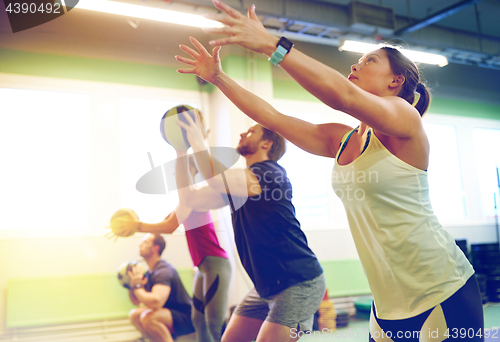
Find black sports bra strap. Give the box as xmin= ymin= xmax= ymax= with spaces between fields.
xmin=337 ymin=127 xmax=372 ymax=160
xmin=361 ymin=129 xmax=372 ymax=154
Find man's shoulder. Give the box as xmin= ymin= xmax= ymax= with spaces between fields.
xmin=250 ymin=160 xmax=286 ymax=174
xmin=152 ymin=260 xmax=174 ymax=274
xmin=149 ymin=260 xmax=177 ymax=285
xmin=250 ymin=160 xmax=289 ymax=184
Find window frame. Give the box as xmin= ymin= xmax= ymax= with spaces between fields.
xmin=273 ymin=98 xmax=500 ymax=230
xmin=0 ymin=74 xmax=204 ymax=239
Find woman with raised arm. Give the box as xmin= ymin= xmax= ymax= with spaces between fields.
xmin=175 ymin=0 xmax=484 ymax=340
xmin=140 ymin=155 xmax=232 ymax=342
xmin=109 ymin=111 xmax=231 ymax=342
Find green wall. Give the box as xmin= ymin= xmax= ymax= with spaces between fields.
xmin=0 ymin=48 xmax=201 ymax=91
xmin=221 ymin=55 xmax=273 ymax=83
xmin=273 ymin=78 xmax=500 ymax=120
xmin=428 ymin=97 xmax=500 ymax=120
xmin=1 ymin=48 xmax=499 ymax=120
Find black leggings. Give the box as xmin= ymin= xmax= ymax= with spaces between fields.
xmin=369 ymin=274 xmax=484 ymax=341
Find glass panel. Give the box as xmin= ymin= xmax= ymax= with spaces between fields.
xmin=120 ymin=98 xmax=197 ymax=223
xmin=279 ymin=111 xmax=332 ymax=223
xmin=0 ymin=89 xmax=90 ymax=230
xmin=473 ymin=127 xmax=500 ymax=219
xmin=424 ymin=122 xmax=466 ymax=220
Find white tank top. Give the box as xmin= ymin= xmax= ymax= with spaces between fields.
xmin=332 ymin=128 xmax=474 ymax=320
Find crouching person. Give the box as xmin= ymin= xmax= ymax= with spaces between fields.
xmin=128 ymin=233 xmax=195 ymax=342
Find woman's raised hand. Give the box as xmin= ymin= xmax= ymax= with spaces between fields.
xmin=202 ymin=0 xmax=278 ymax=55
xmin=176 ymin=36 xmax=223 ymax=85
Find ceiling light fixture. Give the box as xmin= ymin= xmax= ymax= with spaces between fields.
xmin=77 ymin=0 xmax=224 ymax=28
xmin=339 ymin=40 xmax=448 ymax=67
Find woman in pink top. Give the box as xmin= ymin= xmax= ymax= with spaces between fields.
xmin=133 ymin=155 xmax=232 ymax=342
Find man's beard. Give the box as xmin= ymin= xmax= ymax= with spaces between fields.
xmin=237 ymin=141 xmax=258 ymax=156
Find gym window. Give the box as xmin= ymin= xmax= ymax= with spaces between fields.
xmin=0 ymin=88 xmax=90 ymax=233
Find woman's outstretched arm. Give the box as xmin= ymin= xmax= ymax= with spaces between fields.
xmin=176 ymin=37 xmax=351 ymax=158
xmin=201 ymin=0 xmax=423 ymax=139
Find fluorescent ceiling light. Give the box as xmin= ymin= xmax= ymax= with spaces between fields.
xmin=339 ymin=40 xmax=448 ymax=67
xmin=77 ymin=0 xmax=224 ymax=28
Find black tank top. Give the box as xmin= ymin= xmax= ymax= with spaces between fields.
xmin=225 ymin=160 xmax=323 ymax=297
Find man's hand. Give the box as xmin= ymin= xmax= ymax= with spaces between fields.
xmin=128 ymin=265 xmax=147 ymax=289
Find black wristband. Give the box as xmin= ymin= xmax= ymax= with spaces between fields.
xmin=269 ymin=37 xmax=294 ymax=66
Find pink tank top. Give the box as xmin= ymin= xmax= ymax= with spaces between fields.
xmin=183 ymin=211 xmax=228 ymax=267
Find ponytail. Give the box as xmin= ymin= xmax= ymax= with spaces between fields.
xmin=381 ymin=47 xmax=432 ymax=117
xmin=415 ymin=82 xmax=431 ymax=117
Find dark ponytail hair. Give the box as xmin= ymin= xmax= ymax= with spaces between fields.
xmin=415 ymin=82 xmax=430 ymax=116
xmin=381 ymin=46 xmax=431 ymax=116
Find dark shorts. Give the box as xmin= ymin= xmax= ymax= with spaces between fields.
xmin=369 ymin=274 xmax=484 ymax=341
xmin=171 ymin=308 xmax=195 ymax=338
